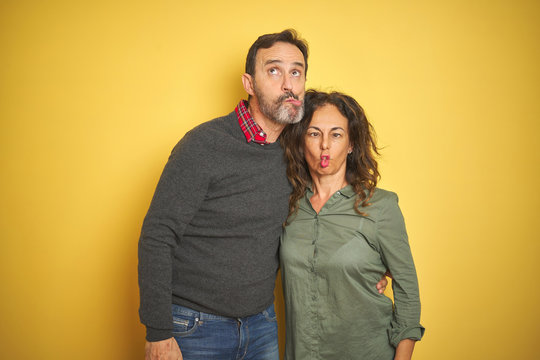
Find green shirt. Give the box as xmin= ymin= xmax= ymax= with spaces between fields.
xmin=280 ymin=186 xmax=424 ymax=360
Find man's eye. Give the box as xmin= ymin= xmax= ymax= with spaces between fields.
xmin=292 ymin=70 xmax=301 ymax=77
xmin=269 ymin=68 xmax=278 ymax=75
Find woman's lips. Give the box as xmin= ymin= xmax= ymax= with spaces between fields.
xmin=320 ymin=155 xmax=330 ymax=168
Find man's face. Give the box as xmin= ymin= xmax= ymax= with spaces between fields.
xmin=252 ymin=42 xmax=306 ymax=124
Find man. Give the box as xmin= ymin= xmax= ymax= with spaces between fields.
xmin=139 ymin=29 xmax=386 ymax=360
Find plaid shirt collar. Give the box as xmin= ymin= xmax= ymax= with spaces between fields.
xmin=235 ymin=100 xmax=268 ymax=145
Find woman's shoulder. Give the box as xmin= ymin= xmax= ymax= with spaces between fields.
xmin=363 ymin=188 xmax=401 ymax=219
xmin=369 ymin=187 xmax=398 ymax=204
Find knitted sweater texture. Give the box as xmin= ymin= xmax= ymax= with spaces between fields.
xmin=138 ymin=110 xmax=291 ymax=341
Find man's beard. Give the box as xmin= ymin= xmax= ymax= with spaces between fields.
xmin=254 ymin=84 xmax=304 ymax=125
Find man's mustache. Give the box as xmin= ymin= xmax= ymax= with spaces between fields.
xmin=277 ymin=92 xmax=301 ymax=103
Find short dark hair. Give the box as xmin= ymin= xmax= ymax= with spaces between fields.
xmin=245 ymin=29 xmax=309 ymax=77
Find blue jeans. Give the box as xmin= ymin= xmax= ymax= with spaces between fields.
xmin=171 ymin=303 xmax=279 ymax=360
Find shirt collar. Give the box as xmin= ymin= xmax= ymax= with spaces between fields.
xmin=235 ymin=100 xmax=268 ymax=145
xmin=306 ymin=183 xmax=356 ymax=198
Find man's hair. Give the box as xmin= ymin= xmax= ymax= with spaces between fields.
xmin=245 ymin=29 xmax=309 ymax=77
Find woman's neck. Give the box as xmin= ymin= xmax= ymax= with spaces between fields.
xmin=309 ymin=172 xmax=348 ymax=213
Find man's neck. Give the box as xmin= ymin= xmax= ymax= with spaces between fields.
xmin=248 ymin=102 xmax=286 ymax=143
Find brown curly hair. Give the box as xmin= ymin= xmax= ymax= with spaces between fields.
xmin=280 ymin=89 xmax=380 ymax=222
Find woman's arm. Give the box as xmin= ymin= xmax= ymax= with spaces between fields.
xmin=375 ymin=192 xmax=425 ymax=348
xmin=394 ymin=339 xmax=416 ymax=360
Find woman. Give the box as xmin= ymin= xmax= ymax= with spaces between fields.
xmin=280 ymin=90 xmax=424 ymax=360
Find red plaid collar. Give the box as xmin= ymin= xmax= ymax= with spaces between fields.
xmin=235 ymin=100 xmax=268 ymax=145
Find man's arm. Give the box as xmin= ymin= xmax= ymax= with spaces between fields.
xmin=138 ymin=130 xmax=212 ymax=345
xmin=376 ymin=272 xmax=390 ymax=294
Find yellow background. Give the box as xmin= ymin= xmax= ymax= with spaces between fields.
xmin=1 ymin=0 xmax=539 ymax=359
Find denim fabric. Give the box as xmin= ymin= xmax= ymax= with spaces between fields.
xmin=171 ymin=303 xmax=279 ymax=360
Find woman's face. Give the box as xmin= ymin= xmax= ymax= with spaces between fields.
xmin=303 ymin=104 xmax=352 ymax=179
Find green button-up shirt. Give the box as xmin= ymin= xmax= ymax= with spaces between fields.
xmin=280 ymin=185 xmax=424 ymax=360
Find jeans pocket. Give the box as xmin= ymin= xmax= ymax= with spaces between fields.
xmin=172 ymin=313 xmax=200 ymax=336
xmin=262 ymin=304 xmax=277 ymax=322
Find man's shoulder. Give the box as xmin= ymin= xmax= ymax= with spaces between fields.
xmin=183 ymin=110 xmax=239 ymax=143
xmin=169 ymin=110 xmax=241 ymax=158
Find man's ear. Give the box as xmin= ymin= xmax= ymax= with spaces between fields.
xmin=242 ymin=73 xmax=255 ymax=96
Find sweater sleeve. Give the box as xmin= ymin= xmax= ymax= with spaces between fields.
xmin=376 ymin=192 xmax=425 ymax=347
xmin=138 ymin=129 xmax=212 ymax=342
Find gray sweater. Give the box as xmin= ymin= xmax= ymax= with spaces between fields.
xmin=138 ymin=109 xmax=291 ymax=341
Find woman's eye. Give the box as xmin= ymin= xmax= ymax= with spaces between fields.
xmin=332 ymin=133 xmax=343 ymax=138
xmin=307 ymin=132 xmax=319 ymax=137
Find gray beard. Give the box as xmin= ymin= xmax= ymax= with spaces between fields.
xmin=272 ymin=101 xmax=304 ymax=125
xmin=254 ymin=85 xmax=304 ymax=125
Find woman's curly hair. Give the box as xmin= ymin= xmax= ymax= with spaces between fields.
xmin=280 ymin=89 xmax=380 ymax=223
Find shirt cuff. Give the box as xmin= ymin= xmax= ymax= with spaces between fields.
xmin=389 ymin=324 xmax=425 ymax=347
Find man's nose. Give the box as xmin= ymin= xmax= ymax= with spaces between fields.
xmin=282 ymin=75 xmax=293 ymax=92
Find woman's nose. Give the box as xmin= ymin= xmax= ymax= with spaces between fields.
xmin=321 ymin=136 xmax=329 ymax=149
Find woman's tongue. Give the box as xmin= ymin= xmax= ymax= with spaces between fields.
xmin=321 ymin=155 xmax=330 ymax=168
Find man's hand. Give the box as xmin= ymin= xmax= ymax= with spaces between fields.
xmin=376 ymin=271 xmax=391 ymax=294
xmin=145 ymin=337 xmax=182 ymax=360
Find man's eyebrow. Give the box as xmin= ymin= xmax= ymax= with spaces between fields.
xmin=264 ymin=59 xmax=305 ymax=68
